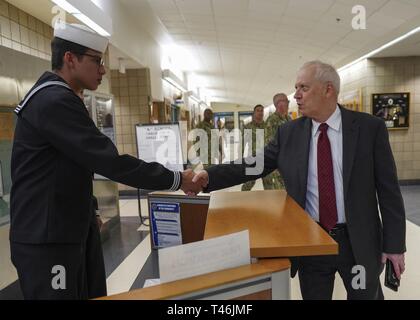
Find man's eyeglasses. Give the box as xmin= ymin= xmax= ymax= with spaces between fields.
xmin=73 ymin=52 xmax=105 ymax=67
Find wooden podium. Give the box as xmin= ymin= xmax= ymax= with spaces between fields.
xmin=205 ymin=190 xmax=337 ymax=257
xmin=99 ymin=190 xmax=337 ymax=300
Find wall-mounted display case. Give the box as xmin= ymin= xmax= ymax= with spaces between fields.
xmin=84 ymin=91 xmax=116 ymax=144
xmin=372 ymin=93 xmax=410 ymax=130
xmin=83 ymin=91 xmax=120 ymax=234
xmin=83 ymin=91 xmax=116 ymax=180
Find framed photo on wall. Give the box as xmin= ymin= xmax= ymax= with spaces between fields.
xmin=372 ymin=93 xmax=410 ymax=130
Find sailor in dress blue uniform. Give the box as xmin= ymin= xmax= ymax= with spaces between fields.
xmin=10 ymin=23 xmax=183 ymax=299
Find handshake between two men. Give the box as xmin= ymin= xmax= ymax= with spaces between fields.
xmin=180 ymin=169 xmax=210 ymax=196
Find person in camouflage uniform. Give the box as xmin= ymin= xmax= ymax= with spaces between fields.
xmin=263 ymin=93 xmax=292 ymax=189
xmin=195 ymin=108 xmax=215 ymax=168
xmin=241 ymin=105 xmax=270 ymax=191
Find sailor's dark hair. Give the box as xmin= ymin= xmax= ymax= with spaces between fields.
xmin=51 ymin=37 xmax=89 ymax=71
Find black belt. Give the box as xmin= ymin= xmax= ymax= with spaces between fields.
xmin=318 ymin=222 xmax=347 ymax=236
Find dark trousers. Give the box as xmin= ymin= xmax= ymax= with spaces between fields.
xmin=11 ymin=215 xmax=107 ymax=300
xmin=11 ymin=242 xmax=88 ymax=300
xmin=85 ymin=216 xmax=107 ymax=299
xmin=298 ymin=225 xmax=384 ymax=300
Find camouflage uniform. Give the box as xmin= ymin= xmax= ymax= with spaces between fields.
xmin=263 ymin=113 xmax=292 ymax=190
xmin=195 ymin=120 xmax=215 ymax=168
xmin=242 ymin=120 xmax=265 ymax=156
xmin=241 ymin=120 xmax=271 ymax=191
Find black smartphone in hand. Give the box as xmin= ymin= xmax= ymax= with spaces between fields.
xmin=385 ymin=259 xmax=400 ymax=292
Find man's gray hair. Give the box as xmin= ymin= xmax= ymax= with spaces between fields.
xmin=300 ymin=61 xmax=341 ymax=95
xmin=273 ymin=93 xmax=289 ymax=106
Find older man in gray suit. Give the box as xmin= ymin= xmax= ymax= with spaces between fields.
xmin=191 ymin=61 xmax=406 ymax=300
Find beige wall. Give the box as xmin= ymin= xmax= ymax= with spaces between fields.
xmin=89 ymin=0 xmax=165 ymax=100
xmin=0 ymin=2 xmax=54 ymax=290
xmin=111 ymin=68 xmax=152 ymax=191
xmin=339 ymin=57 xmax=420 ymax=181
xmin=0 ymin=0 xmax=112 ymax=96
xmin=0 ymin=45 xmax=50 ymax=107
xmin=0 ymin=0 xmax=52 ymax=60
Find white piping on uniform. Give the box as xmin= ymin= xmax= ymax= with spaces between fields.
xmin=15 ymin=81 xmax=71 ymax=115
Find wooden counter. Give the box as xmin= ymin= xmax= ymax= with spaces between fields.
xmin=100 ymin=190 xmax=336 ymax=300
xmin=204 ymin=190 xmax=338 ymax=258
xmin=98 ymin=258 xmax=290 ymax=300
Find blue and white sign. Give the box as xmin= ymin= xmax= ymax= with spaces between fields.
xmin=150 ymin=202 xmax=182 ymax=248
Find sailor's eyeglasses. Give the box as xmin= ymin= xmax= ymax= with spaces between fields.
xmin=74 ymin=52 xmax=105 ymax=67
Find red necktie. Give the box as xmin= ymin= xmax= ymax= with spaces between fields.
xmin=317 ymin=123 xmax=338 ymax=231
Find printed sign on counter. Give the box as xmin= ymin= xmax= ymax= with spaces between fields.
xmin=158 ymin=230 xmax=251 ymax=283
xmin=150 ymin=202 xmax=182 ymax=248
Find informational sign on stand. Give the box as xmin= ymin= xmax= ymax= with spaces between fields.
xmin=135 ymin=124 xmax=184 ymax=172
xmin=150 ymin=202 xmax=182 ymax=248
xmin=136 ymin=124 xmax=184 ymax=227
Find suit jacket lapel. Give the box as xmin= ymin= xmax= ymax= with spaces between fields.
xmin=341 ymin=106 xmax=359 ymax=199
xmin=297 ymin=117 xmax=312 ymax=207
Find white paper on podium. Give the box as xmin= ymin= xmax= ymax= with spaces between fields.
xmin=158 ymin=230 xmax=251 ymax=284
xmin=143 ymin=279 xmax=161 ymax=288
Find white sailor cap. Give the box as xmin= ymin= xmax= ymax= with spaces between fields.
xmin=54 ymin=22 xmax=109 ymax=53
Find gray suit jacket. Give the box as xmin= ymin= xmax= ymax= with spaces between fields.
xmin=206 ymin=107 xmax=406 ymax=281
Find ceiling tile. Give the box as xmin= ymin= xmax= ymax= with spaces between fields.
xmin=175 ymin=0 xmax=212 ymax=14
xmin=145 ymin=0 xmax=420 ymax=105
xmin=376 ymin=0 xmax=420 ymax=20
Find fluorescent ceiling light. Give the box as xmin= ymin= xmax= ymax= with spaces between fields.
xmin=185 ymin=90 xmax=201 ymax=103
xmin=51 ymin=0 xmax=110 ymax=36
xmin=51 ymin=0 xmax=80 ymax=14
xmin=339 ymin=26 xmax=420 ymax=72
xmin=73 ymin=13 xmax=110 ymax=36
xmin=189 ymin=95 xmax=201 ymax=103
xmin=164 ymin=77 xmax=187 ymax=92
xmin=162 ymin=69 xmax=187 ymax=92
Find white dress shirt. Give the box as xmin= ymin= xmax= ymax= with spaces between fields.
xmin=305 ymin=105 xmax=346 ymax=224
